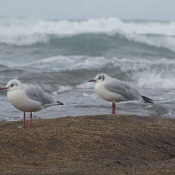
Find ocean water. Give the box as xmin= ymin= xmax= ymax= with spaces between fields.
xmin=0 ymin=17 xmax=175 ymax=121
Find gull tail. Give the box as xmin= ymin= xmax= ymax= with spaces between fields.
xmin=141 ymin=96 xmax=153 ymax=104
xmin=57 ymin=101 xmax=64 ymax=105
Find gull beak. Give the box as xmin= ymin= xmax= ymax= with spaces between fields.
xmin=88 ymin=79 xmax=96 ymax=82
xmin=0 ymin=87 xmax=8 ymax=90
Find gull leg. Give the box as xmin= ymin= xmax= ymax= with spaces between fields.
xmin=29 ymin=112 xmax=32 ymax=127
xmin=23 ymin=112 xmax=32 ymax=128
xmin=26 ymin=112 xmax=32 ymax=127
xmin=23 ymin=112 xmax=26 ymax=128
xmin=112 ymin=102 xmax=115 ymax=114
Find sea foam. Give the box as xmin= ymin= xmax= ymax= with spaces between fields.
xmin=0 ymin=17 xmax=175 ymax=52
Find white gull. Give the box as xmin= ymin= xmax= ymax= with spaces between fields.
xmin=89 ymin=73 xmax=153 ymax=114
xmin=0 ymin=79 xmax=63 ymax=128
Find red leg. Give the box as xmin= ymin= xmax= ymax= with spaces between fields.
xmin=23 ymin=112 xmax=32 ymax=128
xmin=23 ymin=112 xmax=26 ymax=128
xmin=112 ymin=102 xmax=115 ymax=114
xmin=29 ymin=112 xmax=32 ymax=127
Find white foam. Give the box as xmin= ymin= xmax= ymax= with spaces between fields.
xmin=112 ymin=58 xmax=175 ymax=89
xmin=111 ymin=57 xmax=175 ymax=89
xmin=124 ymin=33 xmax=175 ymax=52
xmin=52 ymin=85 xmax=72 ymax=95
xmin=28 ymin=55 xmax=109 ymax=71
xmin=3 ymin=54 xmax=175 ymax=90
xmin=136 ymin=73 xmax=175 ymax=89
xmin=1 ymin=17 xmax=175 ymax=51
xmin=52 ymin=83 xmax=94 ymax=95
xmin=57 ymin=85 xmax=72 ymax=93
xmin=76 ymin=82 xmax=94 ymax=89
xmin=112 ymin=57 xmax=175 ymax=72
xmin=31 ymin=56 xmax=173 ymax=73
xmin=52 ymin=71 xmax=175 ymax=91
xmin=52 ymin=82 xmax=94 ymax=95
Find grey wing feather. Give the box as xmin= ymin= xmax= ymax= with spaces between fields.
xmin=25 ymin=86 xmax=55 ymax=106
xmin=105 ymin=80 xmax=141 ymax=101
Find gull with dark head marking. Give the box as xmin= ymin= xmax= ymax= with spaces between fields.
xmin=0 ymin=79 xmax=63 ymax=128
xmin=89 ymin=73 xmax=153 ymax=114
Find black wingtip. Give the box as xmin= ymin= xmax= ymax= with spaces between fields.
xmin=141 ymin=96 xmax=154 ymax=104
xmin=57 ymin=101 xmax=64 ymax=105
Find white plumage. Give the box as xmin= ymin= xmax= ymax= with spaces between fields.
xmin=1 ymin=79 xmax=63 ymax=127
xmin=89 ymin=73 xmax=153 ymax=114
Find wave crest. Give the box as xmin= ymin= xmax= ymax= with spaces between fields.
xmin=136 ymin=73 xmax=175 ymax=89
xmin=0 ymin=17 xmax=175 ymax=52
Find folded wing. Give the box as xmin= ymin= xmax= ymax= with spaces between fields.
xmin=25 ymin=85 xmax=56 ymax=106
xmin=105 ymin=80 xmax=142 ymax=101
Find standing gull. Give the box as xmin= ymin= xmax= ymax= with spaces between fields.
xmin=88 ymin=73 xmax=153 ymax=114
xmin=0 ymin=79 xmax=63 ymax=128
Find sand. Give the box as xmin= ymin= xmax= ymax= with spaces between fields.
xmin=0 ymin=114 xmax=175 ymax=175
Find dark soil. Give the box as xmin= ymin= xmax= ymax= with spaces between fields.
xmin=0 ymin=114 xmax=175 ymax=175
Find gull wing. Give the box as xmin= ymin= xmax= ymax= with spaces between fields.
xmin=105 ymin=80 xmax=142 ymax=101
xmin=25 ymin=85 xmax=55 ymax=106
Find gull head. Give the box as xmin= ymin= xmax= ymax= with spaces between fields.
xmin=0 ymin=79 xmax=22 ymax=91
xmin=88 ymin=73 xmax=107 ymax=83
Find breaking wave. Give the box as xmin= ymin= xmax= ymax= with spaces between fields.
xmin=0 ymin=17 xmax=175 ymax=52
xmin=25 ymin=56 xmax=175 ymax=90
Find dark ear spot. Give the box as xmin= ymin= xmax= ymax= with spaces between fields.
xmin=102 ymin=75 xmax=105 ymax=80
xmin=98 ymin=75 xmax=102 ymax=80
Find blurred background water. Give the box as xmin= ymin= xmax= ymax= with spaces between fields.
xmin=1 ymin=17 xmax=175 ymax=121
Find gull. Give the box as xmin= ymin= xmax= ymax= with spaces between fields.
xmin=88 ymin=73 xmax=153 ymax=114
xmin=0 ymin=79 xmax=63 ymax=128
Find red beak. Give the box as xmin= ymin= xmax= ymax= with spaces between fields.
xmin=0 ymin=87 xmax=8 ymax=90
xmin=88 ymin=79 xmax=96 ymax=82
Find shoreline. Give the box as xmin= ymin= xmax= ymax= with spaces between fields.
xmin=0 ymin=114 xmax=175 ymax=174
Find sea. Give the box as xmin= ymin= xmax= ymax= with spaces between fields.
xmin=0 ymin=16 xmax=175 ymax=121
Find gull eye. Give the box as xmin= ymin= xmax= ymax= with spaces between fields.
xmin=98 ymin=76 xmax=101 ymax=80
xmin=11 ymin=84 xmax=14 ymax=87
